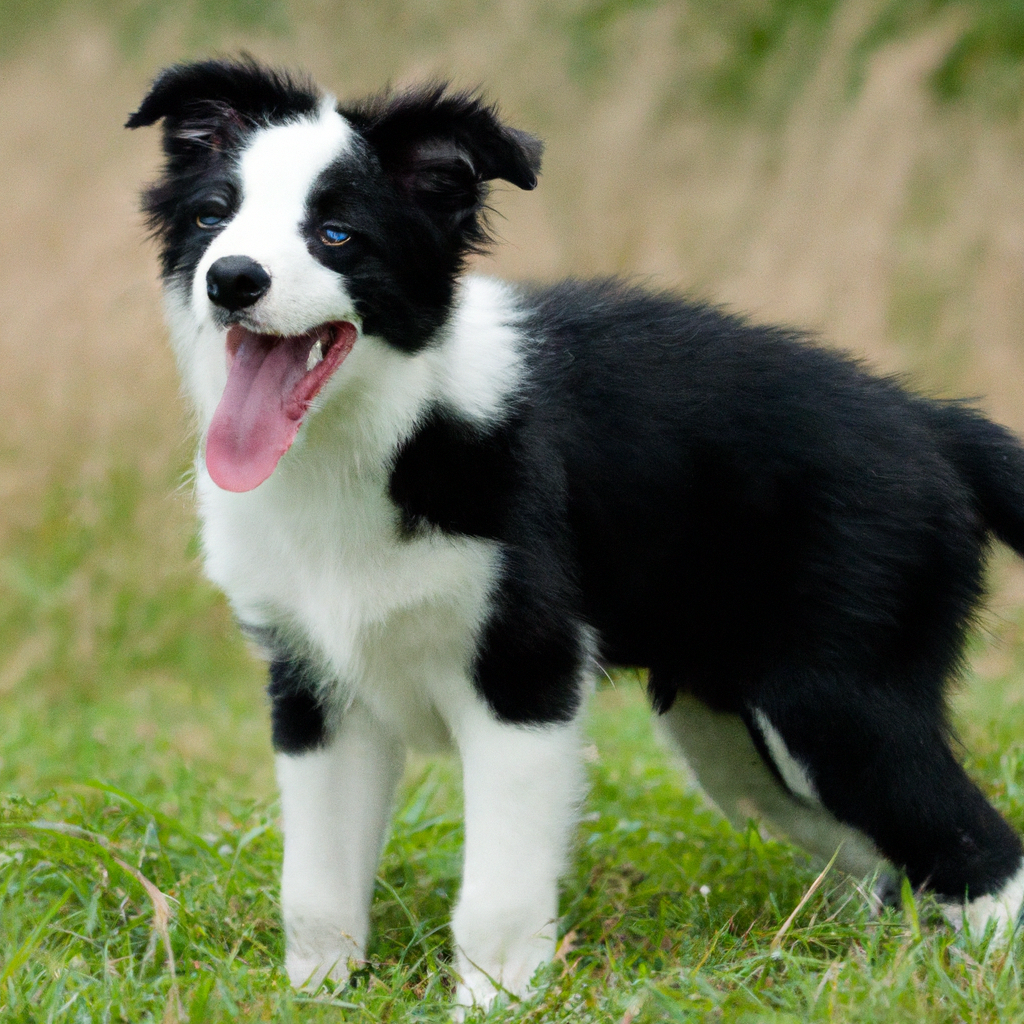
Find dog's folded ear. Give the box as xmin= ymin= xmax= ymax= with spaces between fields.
xmin=126 ymin=56 xmax=319 ymax=152
xmin=343 ymin=84 xmax=543 ymax=212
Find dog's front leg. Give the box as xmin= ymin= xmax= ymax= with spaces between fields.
xmin=276 ymin=698 xmax=405 ymax=991
xmin=451 ymin=707 xmax=585 ymax=1011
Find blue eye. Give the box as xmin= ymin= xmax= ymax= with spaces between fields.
xmin=196 ymin=212 xmax=225 ymax=229
xmin=319 ymin=225 xmax=350 ymax=246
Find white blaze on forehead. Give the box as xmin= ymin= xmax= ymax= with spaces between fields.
xmin=194 ymin=99 xmax=358 ymax=337
xmin=237 ymin=98 xmax=351 ymax=216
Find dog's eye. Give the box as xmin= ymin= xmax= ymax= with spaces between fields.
xmin=196 ymin=212 xmax=226 ymax=229
xmin=319 ymin=225 xmax=351 ymax=247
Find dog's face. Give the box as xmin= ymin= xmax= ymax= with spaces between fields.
xmin=128 ymin=58 xmax=541 ymax=491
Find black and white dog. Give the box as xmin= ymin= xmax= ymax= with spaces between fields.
xmin=129 ymin=57 xmax=1024 ymax=1008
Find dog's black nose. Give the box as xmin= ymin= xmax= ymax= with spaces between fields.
xmin=206 ymin=256 xmax=271 ymax=311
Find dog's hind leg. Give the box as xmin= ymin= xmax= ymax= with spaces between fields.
xmin=275 ymin=692 xmax=405 ymax=991
xmin=750 ymin=672 xmax=1024 ymax=939
xmin=659 ymin=693 xmax=890 ymax=886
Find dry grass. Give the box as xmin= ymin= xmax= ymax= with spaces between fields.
xmin=5 ymin=2 xmax=1024 ymax=499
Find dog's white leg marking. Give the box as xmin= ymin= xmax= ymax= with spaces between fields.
xmin=451 ymin=707 xmax=585 ymax=1011
xmin=940 ymin=858 xmax=1024 ymax=941
xmin=660 ymin=694 xmax=888 ymax=882
xmin=277 ymin=699 xmax=405 ymax=991
xmin=751 ymin=707 xmax=818 ymax=802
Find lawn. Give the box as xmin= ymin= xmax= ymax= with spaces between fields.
xmin=3 ymin=471 xmax=1024 ymax=1022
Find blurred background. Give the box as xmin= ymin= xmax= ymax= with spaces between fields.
xmin=4 ymin=0 xmax=1024 ymax=800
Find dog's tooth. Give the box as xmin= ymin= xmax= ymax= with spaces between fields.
xmin=306 ymin=339 xmax=324 ymax=372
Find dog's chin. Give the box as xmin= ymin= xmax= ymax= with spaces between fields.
xmin=205 ymin=320 xmax=359 ymax=493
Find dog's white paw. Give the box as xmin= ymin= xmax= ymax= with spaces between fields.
xmin=284 ymin=921 xmax=362 ymax=992
xmin=285 ymin=950 xmax=353 ymax=992
xmin=940 ymin=860 xmax=1024 ymax=942
xmin=453 ymin=965 xmax=502 ymax=1017
xmin=451 ymin=937 xmax=551 ymax=1016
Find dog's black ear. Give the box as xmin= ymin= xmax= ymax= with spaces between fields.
xmin=126 ymin=56 xmax=319 ymax=152
xmin=344 ymin=85 xmax=543 ymax=215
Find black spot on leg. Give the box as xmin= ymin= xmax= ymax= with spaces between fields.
xmin=268 ymin=657 xmax=327 ymax=754
xmin=472 ymin=546 xmax=585 ymax=725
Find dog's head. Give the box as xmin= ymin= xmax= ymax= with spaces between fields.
xmin=128 ymin=56 xmax=541 ymax=491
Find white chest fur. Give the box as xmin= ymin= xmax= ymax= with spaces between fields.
xmin=179 ymin=276 xmax=526 ymax=749
xmin=197 ymin=458 xmax=501 ymax=749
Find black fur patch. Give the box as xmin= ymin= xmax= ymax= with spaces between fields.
xmin=511 ymin=279 xmax=991 ymax=712
xmin=310 ymin=86 xmax=541 ymax=352
xmin=756 ymin=677 xmax=1024 ymax=898
xmin=389 ymin=407 xmax=519 ymax=537
xmin=339 ymin=84 xmax=541 ymax=223
xmin=302 ymin=151 xmax=461 ymax=352
xmin=268 ymin=656 xmax=327 ymax=755
xmin=126 ymin=56 xmax=318 ymax=134
xmin=472 ymin=546 xmax=584 ymax=724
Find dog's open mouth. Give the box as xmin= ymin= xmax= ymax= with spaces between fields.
xmin=206 ymin=321 xmax=358 ymax=492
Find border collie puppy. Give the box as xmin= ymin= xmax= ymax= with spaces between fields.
xmin=129 ymin=57 xmax=1024 ymax=1009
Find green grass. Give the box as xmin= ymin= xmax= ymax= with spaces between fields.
xmin=5 ymin=0 xmax=1024 ymax=115
xmin=4 ymin=473 xmax=1024 ymax=1021
xmin=0 ymin=0 xmax=287 ymax=59
xmin=566 ymin=0 xmax=1024 ymax=118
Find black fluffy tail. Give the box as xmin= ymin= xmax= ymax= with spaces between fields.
xmin=928 ymin=401 xmax=1024 ymax=555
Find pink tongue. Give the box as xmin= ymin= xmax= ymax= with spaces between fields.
xmin=206 ymin=332 xmax=316 ymax=492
